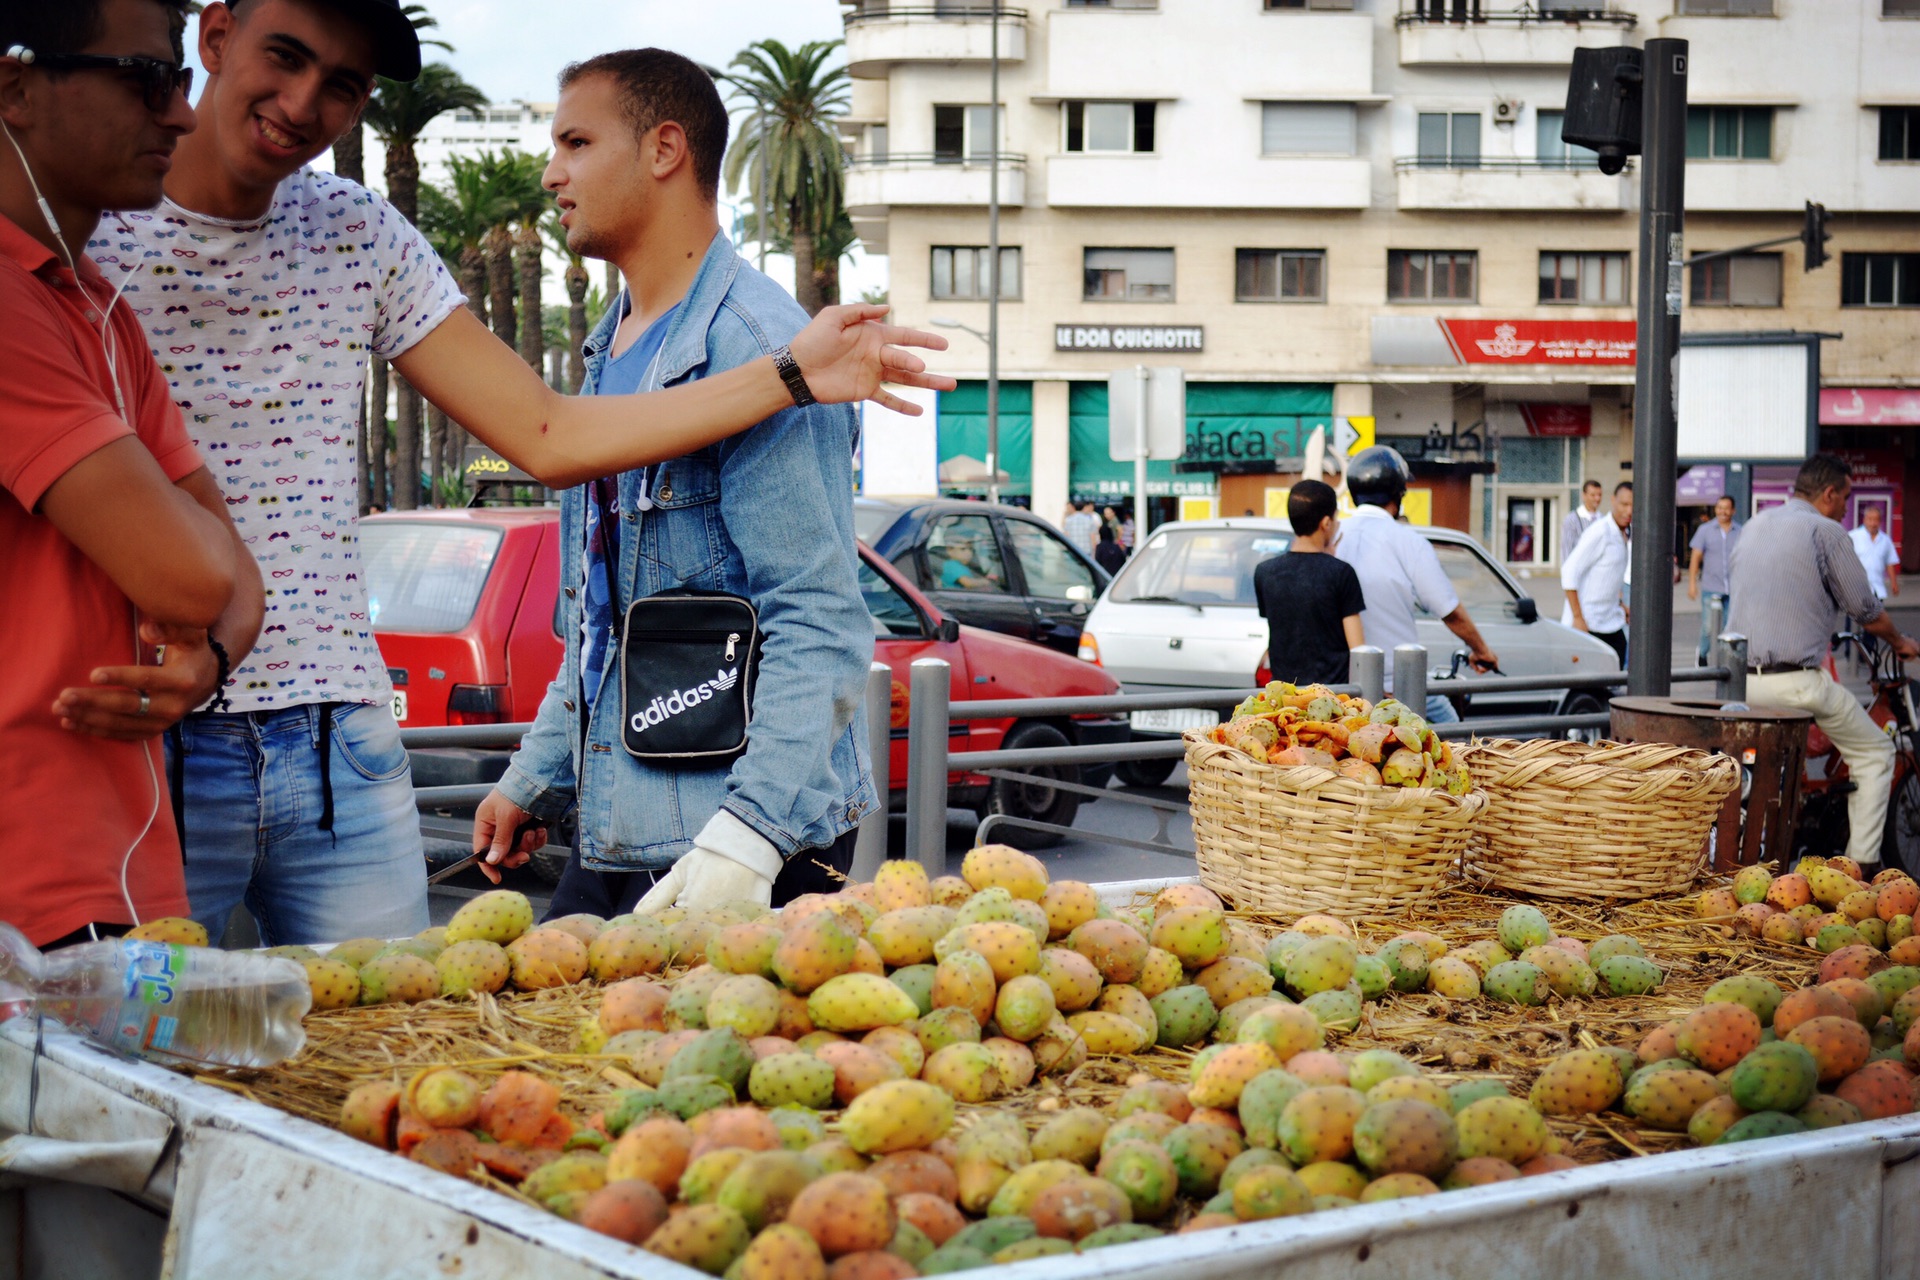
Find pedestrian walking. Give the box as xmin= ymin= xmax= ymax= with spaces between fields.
xmin=1849 ymin=504 xmax=1901 ymax=601
xmin=1561 ymin=481 xmax=1632 ymax=667
xmin=1254 ymin=480 xmax=1365 ymax=688
xmin=1688 ymin=494 xmax=1741 ymax=664
xmin=1062 ymin=500 xmax=1098 ymax=556
xmin=1561 ymin=479 xmax=1604 ymax=556
xmin=1094 ymin=523 xmax=1127 ymax=575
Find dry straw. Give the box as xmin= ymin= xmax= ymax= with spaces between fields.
xmin=1458 ymin=739 xmax=1741 ymax=901
xmin=1184 ymin=729 xmax=1487 ymax=917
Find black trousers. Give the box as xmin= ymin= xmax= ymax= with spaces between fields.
xmin=543 ymin=826 xmax=859 ymax=921
xmin=1591 ymin=628 xmax=1628 ymax=667
xmin=43 ymin=922 xmax=133 ymax=951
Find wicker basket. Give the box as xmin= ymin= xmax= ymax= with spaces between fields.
xmin=1184 ymin=730 xmax=1488 ymax=917
xmin=1458 ymin=738 xmax=1741 ymax=901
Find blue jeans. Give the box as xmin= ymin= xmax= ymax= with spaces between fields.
xmin=167 ymin=703 xmax=427 ymax=946
xmin=1697 ymin=593 xmax=1729 ymax=665
xmin=1425 ymin=695 xmax=1460 ymax=725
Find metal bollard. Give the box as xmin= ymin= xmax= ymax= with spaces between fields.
xmin=1717 ymin=633 xmax=1748 ymax=705
xmin=848 ymin=662 xmax=893 ymax=883
xmin=905 ymin=658 xmax=951 ymax=880
xmin=1705 ymin=595 xmax=1726 ymax=652
xmin=1393 ymin=644 xmax=1428 ymax=714
xmin=1349 ymin=645 xmax=1386 ymax=706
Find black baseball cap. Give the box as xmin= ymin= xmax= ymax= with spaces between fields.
xmin=323 ymin=0 xmax=422 ymax=81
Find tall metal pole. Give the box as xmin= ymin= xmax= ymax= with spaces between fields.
xmin=1628 ymin=38 xmax=1687 ymax=699
xmin=1133 ymin=365 xmax=1149 ymax=550
xmin=757 ymin=101 xmax=770 ymax=273
xmin=985 ymin=4 xmax=1002 ymax=505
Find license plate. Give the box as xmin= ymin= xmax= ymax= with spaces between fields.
xmin=391 ymin=690 xmax=408 ymax=723
xmin=1129 ymin=707 xmax=1219 ymax=733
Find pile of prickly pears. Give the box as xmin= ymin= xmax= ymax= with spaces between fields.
xmin=1529 ymin=963 xmax=1920 ymax=1150
xmin=1701 ymin=858 xmax=1920 ymax=959
xmin=1211 ymin=684 xmax=1472 ymax=793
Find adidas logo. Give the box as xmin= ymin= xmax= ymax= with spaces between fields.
xmin=630 ymin=667 xmax=741 ymax=733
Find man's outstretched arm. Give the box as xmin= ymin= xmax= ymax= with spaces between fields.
xmin=395 ymin=304 xmax=952 ymax=489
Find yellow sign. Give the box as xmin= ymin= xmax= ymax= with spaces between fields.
xmin=1179 ymin=496 xmax=1219 ymax=522
xmin=1338 ymin=416 xmax=1375 ymax=456
xmin=1403 ymin=489 xmax=1433 ymax=526
xmin=1263 ymin=487 xmax=1291 ymax=520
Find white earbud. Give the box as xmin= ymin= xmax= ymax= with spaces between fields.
xmin=4 ymin=45 xmax=35 ymax=65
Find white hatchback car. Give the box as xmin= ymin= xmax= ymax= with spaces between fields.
xmin=1079 ymin=517 xmax=1621 ymax=785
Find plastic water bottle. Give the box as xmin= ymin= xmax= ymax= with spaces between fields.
xmin=0 ymin=922 xmax=310 ymax=1069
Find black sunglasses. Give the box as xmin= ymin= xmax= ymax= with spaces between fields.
xmin=14 ymin=49 xmax=193 ymax=114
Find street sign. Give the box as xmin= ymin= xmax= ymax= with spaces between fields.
xmin=1335 ymin=415 xmax=1375 ymax=456
xmin=1107 ymin=366 xmax=1186 ymax=462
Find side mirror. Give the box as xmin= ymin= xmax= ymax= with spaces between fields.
xmin=1513 ymin=598 xmax=1539 ymax=624
xmin=936 ymin=617 xmax=961 ymax=644
xmin=1065 ymin=585 xmax=1093 ymax=602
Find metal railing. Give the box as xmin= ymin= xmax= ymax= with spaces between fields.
xmin=845 ymin=4 xmax=1027 ymax=22
xmin=1395 ymin=156 xmax=1637 ymax=173
xmin=848 ymin=152 xmax=1029 ymax=170
xmin=1395 ymin=2 xmax=1635 ymax=25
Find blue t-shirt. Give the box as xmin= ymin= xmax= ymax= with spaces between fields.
xmin=581 ymin=303 xmax=679 ymax=705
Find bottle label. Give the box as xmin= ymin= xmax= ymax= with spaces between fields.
xmin=109 ymin=940 xmax=187 ymax=1058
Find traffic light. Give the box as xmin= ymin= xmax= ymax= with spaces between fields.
xmin=1562 ymin=47 xmax=1643 ymax=175
xmin=1802 ymin=201 xmax=1831 ymax=272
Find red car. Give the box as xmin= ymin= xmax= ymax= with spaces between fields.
xmin=360 ymin=509 xmax=1128 ymax=862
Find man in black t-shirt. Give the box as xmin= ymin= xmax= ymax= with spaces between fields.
xmin=1253 ymin=480 xmax=1367 ymax=687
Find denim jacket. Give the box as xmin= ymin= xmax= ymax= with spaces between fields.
xmin=496 ymin=232 xmax=874 ymax=870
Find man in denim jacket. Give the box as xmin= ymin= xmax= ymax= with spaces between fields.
xmin=473 ymin=50 xmax=874 ymax=914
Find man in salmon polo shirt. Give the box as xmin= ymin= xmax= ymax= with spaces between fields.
xmin=0 ymin=0 xmax=263 ymax=948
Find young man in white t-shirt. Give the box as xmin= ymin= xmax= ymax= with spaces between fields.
xmin=1849 ymin=504 xmax=1901 ymax=602
xmin=84 ymin=0 xmax=949 ymax=945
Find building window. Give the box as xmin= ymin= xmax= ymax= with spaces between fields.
xmin=1880 ymin=107 xmax=1920 ymax=160
xmin=1084 ymin=248 xmax=1174 ymax=301
xmin=1260 ymin=103 xmax=1356 ymax=156
xmin=1387 ymin=250 xmax=1476 ymax=302
xmin=1841 ymin=253 xmax=1920 ymax=308
xmin=1686 ymin=107 xmax=1772 ymax=160
xmin=1677 ymin=0 xmax=1772 ymax=12
xmin=933 ymin=104 xmax=1001 ymax=163
xmin=1887 ymin=0 xmax=1920 ymax=14
xmin=1538 ymin=252 xmax=1629 ymax=305
xmin=1506 ymin=497 xmax=1555 ymax=565
xmin=1417 ymin=112 xmax=1481 ymax=167
xmin=1536 ymin=110 xmax=1599 ymax=169
xmin=1065 ymin=0 xmax=1160 ymax=8
xmin=931 ymin=247 xmax=1022 ymax=302
xmin=1064 ymin=102 xmax=1156 ymax=153
xmin=1264 ymin=0 xmax=1356 ymax=8
xmin=1691 ymin=253 xmax=1783 ymax=307
xmin=1236 ymin=250 xmax=1326 ymax=302
xmin=867 ymin=125 xmax=888 ymax=162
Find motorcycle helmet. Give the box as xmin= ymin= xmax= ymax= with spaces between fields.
xmin=1346 ymin=445 xmax=1411 ymax=509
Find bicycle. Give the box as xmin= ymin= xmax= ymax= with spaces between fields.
xmin=1792 ymin=631 xmax=1920 ymax=874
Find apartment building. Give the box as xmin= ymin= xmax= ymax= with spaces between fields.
xmin=843 ymin=0 xmax=1920 ymax=576
xmin=414 ymin=100 xmax=559 ymax=190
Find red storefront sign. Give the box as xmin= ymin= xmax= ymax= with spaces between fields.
xmin=1820 ymin=387 xmax=1920 ymax=426
xmin=1441 ymin=320 xmax=1637 ymax=366
xmin=1519 ymin=403 xmax=1593 ymax=437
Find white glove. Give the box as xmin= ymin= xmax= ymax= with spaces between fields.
xmin=635 ymin=810 xmax=779 ymax=914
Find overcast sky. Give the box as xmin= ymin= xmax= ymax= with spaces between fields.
xmin=197 ymin=0 xmax=887 ymax=299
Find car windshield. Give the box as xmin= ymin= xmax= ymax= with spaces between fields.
xmin=362 ymin=522 xmax=504 ymax=633
xmin=1109 ymin=527 xmax=1292 ymax=607
xmin=854 ymin=504 xmax=900 ymax=545
xmin=1423 ymin=540 xmax=1521 ymax=623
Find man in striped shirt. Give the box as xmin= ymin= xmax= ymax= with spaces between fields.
xmin=1728 ymin=455 xmax=1919 ymax=866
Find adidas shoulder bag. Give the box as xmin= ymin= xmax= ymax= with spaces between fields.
xmin=617 ymin=590 xmax=761 ymax=763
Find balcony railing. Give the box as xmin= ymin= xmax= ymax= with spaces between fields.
xmin=1395 ymin=2 xmax=1635 ymax=24
xmin=845 ymin=4 xmax=1027 ymax=22
xmin=850 ymin=151 xmax=1029 ymax=168
xmin=1393 ymin=156 xmax=1635 ymax=172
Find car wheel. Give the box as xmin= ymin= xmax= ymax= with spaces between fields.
xmin=1115 ymin=758 xmax=1178 ymax=789
xmin=1559 ymin=692 xmax=1607 ymax=744
xmin=982 ymin=722 xmax=1081 ymax=850
xmin=1882 ymin=766 xmax=1920 ymax=878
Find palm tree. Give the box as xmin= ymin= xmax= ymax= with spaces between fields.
xmin=420 ymin=161 xmax=517 ymax=493
xmin=501 ymin=150 xmax=553 ymax=372
xmin=363 ymin=63 xmax=487 ymax=507
xmin=721 ymin=40 xmax=850 ymax=315
xmin=544 ymin=210 xmax=591 ymax=392
xmin=332 ymin=3 xmax=451 ymax=187
xmin=738 ymin=203 xmax=857 ymax=310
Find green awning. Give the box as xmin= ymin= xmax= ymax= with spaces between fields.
xmin=1069 ymin=381 xmax=1334 ymax=497
xmin=939 ymin=380 xmax=1032 ymax=493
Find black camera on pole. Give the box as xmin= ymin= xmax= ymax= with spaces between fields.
xmin=1561 ymin=46 xmax=1643 ymax=175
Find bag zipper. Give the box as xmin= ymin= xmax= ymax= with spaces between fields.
xmin=725 ymin=632 xmax=740 ymax=661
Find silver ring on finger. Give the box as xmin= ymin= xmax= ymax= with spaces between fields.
xmin=138 ymin=691 xmax=151 ymax=716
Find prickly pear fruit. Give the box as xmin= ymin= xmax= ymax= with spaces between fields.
xmin=1377 ymin=939 xmax=1431 ymax=993
xmin=1040 ymin=881 xmax=1101 ymax=940
xmin=1518 ymin=947 xmax=1596 ymax=999
xmin=1834 ymin=1059 xmax=1917 ymax=1120
xmin=921 ymin=1043 xmax=1005 ymax=1102
xmin=1150 ymin=985 xmax=1219 ymax=1048
xmin=1095 ymin=1140 xmax=1180 ymax=1222
xmin=1352 ymin=1099 xmax=1457 ymax=1179
xmin=1066 ymin=1010 xmax=1151 ymax=1057
xmin=961 ymin=844 xmax=1048 ymax=900
xmin=862 ymin=1025 xmax=925 ymax=1079
xmin=1481 ymin=960 xmax=1548 ymax=1006
xmin=1276 ymin=1086 xmax=1367 ymax=1166
xmin=873 ymin=860 xmax=933 ymax=913
xmin=303 ymin=957 xmax=362 ymax=1010
xmin=1188 ymin=1043 xmax=1282 ymax=1110
xmin=1235 ymin=1069 xmax=1308 ymax=1150
xmin=748 ymin=1052 xmax=837 ymax=1110
xmin=506 ymin=928 xmax=589 ymax=990
xmin=994 ymin=975 xmax=1058 ymax=1042
xmin=706 ymin=974 xmax=784 ymax=1039
xmin=815 ymin=1041 xmax=905 ymax=1105
xmin=1623 ymin=1068 xmax=1722 ymax=1131
xmin=1284 ymin=937 xmax=1358 ymax=999
xmin=340 ymin=1080 xmax=402 ymax=1148
xmin=1786 ymin=1015 xmax=1873 ymax=1082
xmin=1426 ymin=956 xmax=1481 ymax=1000
xmin=1496 ymin=905 xmax=1553 ymax=954
xmin=1718 ymin=1112 xmax=1807 ymax=1144
xmin=865 ymin=907 xmax=952 ymax=969
xmin=1596 ymin=954 xmax=1663 ymax=997
xmin=358 ymin=952 xmax=439 ymax=1004
xmin=1453 ymin=1096 xmax=1549 ymax=1165
xmin=930 ymin=949 xmax=997 ymax=1026
xmin=1030 ymin=1107 xmax=1109 ymax=1168
xmin=444 ymin=889 xmax=534 ymax=946
xmin=1686 ymin=1094 xmax=1749 ymax=1145
xmin=1675 ymin=1003 xmax=1763 ymax=1072
xmin=807 ymin=973 xmax=920 ymax=1034
xmin=774 ymin=913 xmax=860 ymax=995
xmin=1727 ymin=1041 xmax=1819 ymax=1113
xmin=1150 ymin=906 xmax=1230 ymax=969
xmin=1163 ymin=1122 xmax=1245 ymax=1199
xmin=1035 ymin=948 xmax=1103 ymax=1012
xmin=1066 ymin=919 xmax=1150 ymax=986
xmin=643 ymin=1202 xmax=751 ymax=1275
xmin=1703 ymin=974 xmax=1784 ymax=1027
xmin=937 ymin=921 xmax=1041 ymax=983
xmin=1795 ymin=1093 xmax=1865 ymax=1131
xmin=842 ymin=1079 xmax=955 ymax=1155
xmin=1528 ymin=1050 xmax=1623 ymax=1116
xmin=127 ymin=916 xmax=208 ymax=946
xmin=1347 ymin=1049 xmax=1418 ymax=1096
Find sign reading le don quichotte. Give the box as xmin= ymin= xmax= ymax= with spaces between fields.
xmin=1056 ymin=324 xmax=1204 ymax=353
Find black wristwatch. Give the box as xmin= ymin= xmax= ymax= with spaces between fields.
xmin=772 ymin=344 xmax=817 ymax=407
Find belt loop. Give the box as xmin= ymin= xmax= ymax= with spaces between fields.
xmin=316 ymin=703 xmax=336 ymax=842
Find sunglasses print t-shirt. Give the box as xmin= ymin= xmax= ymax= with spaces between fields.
xmin=90 ymin=166 xmax=465 ymax=712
